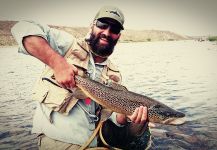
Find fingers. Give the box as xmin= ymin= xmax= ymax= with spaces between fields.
xmin=128 ymin=106 xmax=148 ymax=124
xmin=128 ymin=107 xmax=139 ymax=122
xmin=69 ymin=65 xmax=78 ymax=88
xmin=71 ymin=65 xmax=78 ymax=75
xmin=128 ymin=106 xmax=156 ymax=128
xmin=64 ymin=76 xmax=74 ymax=90
xmin=135 ymin=106 xmax=143 ymax=123
xmin=141 ymin=106 xmax=148 ymax=124
xmin=54 ymin=64 xmax=78 ymax=90
xmin=59 ymin=78 xmax=73 ymax=90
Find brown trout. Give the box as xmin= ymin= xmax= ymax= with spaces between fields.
xmin=75 ymin=75 xmax=185 ymax=125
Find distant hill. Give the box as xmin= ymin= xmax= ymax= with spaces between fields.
xmin=120 ymin=29 xmax=190 ymax=42
xmin=0 ymin=20 xmax=189 ymax=46
xmin=0 ymin=21 xmax=17 ymax=46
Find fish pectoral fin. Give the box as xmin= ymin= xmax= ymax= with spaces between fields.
xmin=71 ymin=87 xmax=88 ymax=99
xmin=107 ymin=82 xmax=128 ymax=91
xmin=100 ymin=108 xmax=113 ymax=122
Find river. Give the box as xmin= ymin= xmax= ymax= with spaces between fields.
xmin=0 ymin=40 xmax=217 ymax=149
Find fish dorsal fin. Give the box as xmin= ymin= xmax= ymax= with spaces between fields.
xmin=100 ymin=108 xmax=113 ymax=122
xmin=71 ymin=87 xmax=88 ymax=99
xmin=107 ymin=81 xmax=128 ymax=91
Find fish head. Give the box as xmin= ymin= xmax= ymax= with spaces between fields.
xmin=148 ymin=104 xmax=185 ymax=125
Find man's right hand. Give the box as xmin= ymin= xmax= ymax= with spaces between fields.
xmin=53 ymin=59 xmax=78 ymax=89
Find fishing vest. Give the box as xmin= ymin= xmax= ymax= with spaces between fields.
xmin=32 ymin=38 xmax=122 ymax=115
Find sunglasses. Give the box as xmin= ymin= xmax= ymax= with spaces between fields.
xmin=95 ymin=20 xmax=121 ymax=34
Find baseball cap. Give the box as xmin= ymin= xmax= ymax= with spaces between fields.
xmin=94 ymin=6 xmax=124 ymax=29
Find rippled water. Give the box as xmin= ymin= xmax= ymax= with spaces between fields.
xmin=0 ymin=40 xmax=217 ymax=149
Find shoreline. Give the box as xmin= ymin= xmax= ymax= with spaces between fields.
xmin=1 ymin=39 xmax=215 ymax=48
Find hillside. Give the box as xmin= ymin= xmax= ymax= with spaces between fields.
xmin=0 ymin=20 xmax=189 ymax=46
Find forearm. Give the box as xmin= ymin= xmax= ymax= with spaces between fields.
xmin=23 ymin=35 xmax=77 ymax=88
xmin=23 ymin=35 xmax=67 ymax=70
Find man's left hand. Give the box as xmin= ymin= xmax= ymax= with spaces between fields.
xmin=128 ymin=106 xmax=148 ymax=124
xmin=116 ymin=106 xmax=149 ymax=125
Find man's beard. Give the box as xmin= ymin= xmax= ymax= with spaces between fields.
xmin=87 ymin=32 xmax=118 ymax=58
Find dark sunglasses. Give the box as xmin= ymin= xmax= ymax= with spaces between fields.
xmin=95 ymin=20 xmax=121 ymax=34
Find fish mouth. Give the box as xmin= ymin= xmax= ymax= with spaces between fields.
xmin=162 ymin=111 xmax=186 ymax=125
xmin=163 ymin=117 xmax=186 ymax=125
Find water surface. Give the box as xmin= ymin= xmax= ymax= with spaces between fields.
xmin=0 ymin=40 xmax=217 ymax=149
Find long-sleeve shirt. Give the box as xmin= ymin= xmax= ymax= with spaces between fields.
xmin=11 ymin=20 xmax=122 ymax=147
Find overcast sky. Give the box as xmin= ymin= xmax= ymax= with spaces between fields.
xmin=1 ymin=0 xmax=217 ymax=36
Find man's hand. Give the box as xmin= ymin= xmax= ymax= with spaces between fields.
xmin=53 ymin=58 xmax=78 ymax=89
xmin=128 ymin=106 xmax=148 ymax=124
xmin=116 ymin=106 xmax=148 ymax=125
xmin=116 ymin=106 xmax=155 ymax=127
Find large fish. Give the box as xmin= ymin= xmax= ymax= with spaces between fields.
xmin=74 ymin=75 xmax=185 ymax=125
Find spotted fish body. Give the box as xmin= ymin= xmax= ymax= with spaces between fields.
xmin=75 ymin=75 xmax=185 ymax=125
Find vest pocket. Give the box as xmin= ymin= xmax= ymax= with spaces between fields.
xmin=32 ymin=77 xmax=73 ymax=112
xmin=32 ymin=78 xmax=49 ymax=103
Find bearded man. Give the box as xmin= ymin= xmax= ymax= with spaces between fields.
xmin=11 ymin=6 xmax=150 ymax=150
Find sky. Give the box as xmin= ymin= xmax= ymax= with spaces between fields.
xmin=0 ymin=0 xmax=217 ymax=36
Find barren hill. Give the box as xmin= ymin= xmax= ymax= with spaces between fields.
xmin=0 ymin=20 xmax=189 ymax=46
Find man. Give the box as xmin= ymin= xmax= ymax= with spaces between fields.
xmin=11 ymin=6 xmax=150 ymax=149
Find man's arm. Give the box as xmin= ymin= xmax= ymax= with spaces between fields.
xmin=11 ymin=21 xmax=77 ymax=89
xmin=23 ymin=35 xmax=78 ymax=89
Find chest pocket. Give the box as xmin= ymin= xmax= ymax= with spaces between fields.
xmin=32 ymin=68 xmax=79 ymax=115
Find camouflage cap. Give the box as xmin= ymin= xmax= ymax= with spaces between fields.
xmin=94 ymin=6 xmax=124 ymax=29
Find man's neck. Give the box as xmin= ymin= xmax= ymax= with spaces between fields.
xmin=93 ymin=55 xmax=107 ymax=63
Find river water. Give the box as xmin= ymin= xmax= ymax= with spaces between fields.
xmin=0 ymin=40 xmax=217 ymax=149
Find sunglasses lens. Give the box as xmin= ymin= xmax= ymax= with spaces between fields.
xmin=110 ymin=27 xmax=121 ymax=34
xmin=96 ymin=20 xmax=121 ymax=34
xmin=96 ymin=20 xmax=109 ymax=30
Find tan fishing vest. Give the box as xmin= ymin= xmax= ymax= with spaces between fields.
xmin=32 ymin=38 xmax=122 ymax=115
